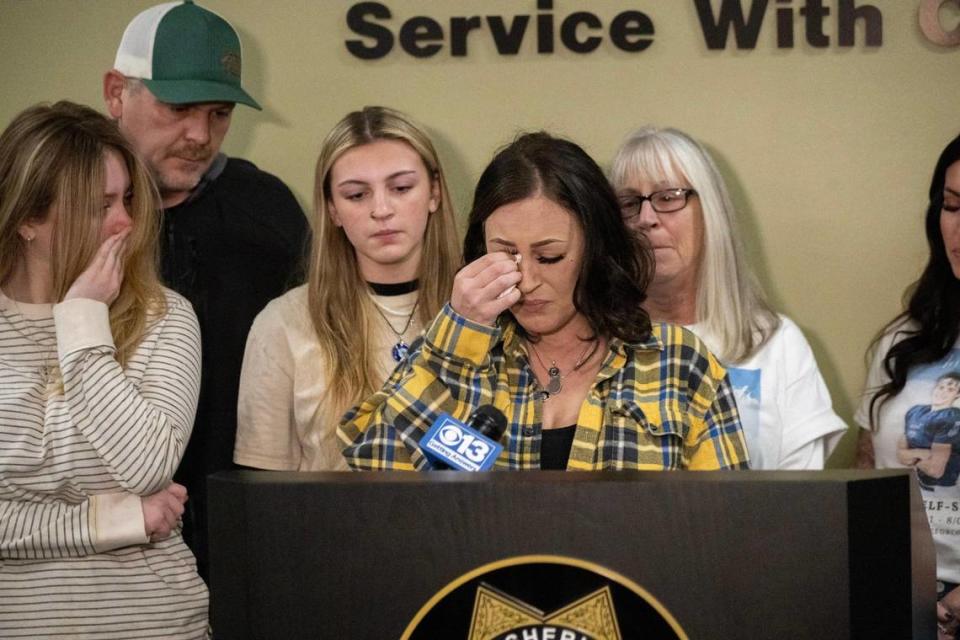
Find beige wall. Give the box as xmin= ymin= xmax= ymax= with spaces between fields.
xmin=2 ymin=0 xmax=959 ymax=464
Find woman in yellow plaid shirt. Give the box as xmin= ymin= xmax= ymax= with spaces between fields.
xmin=339 ymin=132 xmax=748 ymax=471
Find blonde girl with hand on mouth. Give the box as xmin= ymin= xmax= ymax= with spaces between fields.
xmin=0 ymin=101 xmax=207 ymax=638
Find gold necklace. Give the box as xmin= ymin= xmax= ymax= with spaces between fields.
xmin=527 ymin=338 xmax=600 ymax=397
xmin=3 ymin=295 xmax=60 ymax=394
xmin=370 ymin=297 xmax=419 ymax=362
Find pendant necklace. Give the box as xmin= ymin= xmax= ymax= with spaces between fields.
xmin=4 ymin=295 xmax=59 ymax=395
xmin=527 ymin=338 xmax=600 ymax=397
xmin=370 ymin=297 xmax=419 ymax=362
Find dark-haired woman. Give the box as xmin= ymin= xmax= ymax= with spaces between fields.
xmin=855 ymin=133 xmax=960 ymax=638
xmin=339 ymin=132 xmax=748 ymax=471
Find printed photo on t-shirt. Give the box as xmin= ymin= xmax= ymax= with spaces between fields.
xmin=727 ymin=367 xmax=761 ymax=466
xmin=866 ymin=347 xmax=960 ymax=579
xmin=897 ymin=353 xmax=960 ymax=490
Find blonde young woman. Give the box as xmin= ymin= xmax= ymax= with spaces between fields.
xmin=610 ymin=127 xmax=846 ymax=469
xmin=0 ymin=102 xmax=207 ymax=637
xmin=234 ymin=106 xmax=460 ymax=471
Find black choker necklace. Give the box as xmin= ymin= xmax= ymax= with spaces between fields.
xmin=368 ymin=280 xmax=419 ymax=296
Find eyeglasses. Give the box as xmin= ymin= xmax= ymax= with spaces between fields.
xmin=617 ymin=188 xmax=697 ymax=219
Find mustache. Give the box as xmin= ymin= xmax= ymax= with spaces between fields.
xmin=171 ymin=146 xmax=212 ymax=162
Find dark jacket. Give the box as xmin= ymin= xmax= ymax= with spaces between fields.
xmin=162 ymin=155 xmax=309 ymax=577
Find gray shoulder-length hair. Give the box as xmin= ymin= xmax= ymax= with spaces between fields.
xmin=609 ymin=126 xmax=780 ymax=363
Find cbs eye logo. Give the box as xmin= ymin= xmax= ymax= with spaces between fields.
xmin=439 ymin=424 xmax=491 ymax=464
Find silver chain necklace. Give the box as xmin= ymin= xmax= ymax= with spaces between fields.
xmin=527 ymin=338 xmax=599 ymax=397
xmin=370 ymin=298 xmax=419 ymax=362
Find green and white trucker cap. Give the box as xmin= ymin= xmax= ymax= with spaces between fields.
xmin=114 ymin=0 xmax=261 ymax=109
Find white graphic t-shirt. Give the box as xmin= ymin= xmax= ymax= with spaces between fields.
xmin=856 ymin=323 xmax=960 ymax=583
xmin=689 ymin=315 xmax=847 ymax=469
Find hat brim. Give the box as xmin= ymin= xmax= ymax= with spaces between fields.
xmin=142 ymin=78 xmax=261 ymax=110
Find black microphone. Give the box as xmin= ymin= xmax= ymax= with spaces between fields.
xmin=468 ymin=405 xmax=509 ymax=441
xmin=420 ymin=405 xmax=508 ymax=470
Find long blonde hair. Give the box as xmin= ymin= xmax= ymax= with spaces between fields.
xmin=308 ymin=106 xmax=460 ymax=409
xmin=610 ymin=126 xmax=779 ymax=363
xmin=0 ymin=101 xmax=164 ymax=365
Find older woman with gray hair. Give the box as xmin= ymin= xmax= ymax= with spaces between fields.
xmin=610 ymin=126 xmax=846 ymax=469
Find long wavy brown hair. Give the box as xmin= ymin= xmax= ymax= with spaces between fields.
xmin=464 ymin=131 xmax=653 ymax=344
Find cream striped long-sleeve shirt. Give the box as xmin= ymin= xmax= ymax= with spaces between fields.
xmin=0 ymin=289 xmax=209 ymax=639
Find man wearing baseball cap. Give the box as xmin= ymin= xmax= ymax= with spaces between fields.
xmin=103 ymin=0 xmax=309 ymax=581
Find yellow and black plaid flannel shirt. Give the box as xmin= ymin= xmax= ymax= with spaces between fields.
xmin=338 ymin=304 xmax=749 ymax=471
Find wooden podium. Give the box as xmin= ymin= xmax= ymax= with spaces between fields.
xmin=208 ymin=470 xmax=935 ymax=639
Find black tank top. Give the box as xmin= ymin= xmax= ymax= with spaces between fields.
xmin=540 ymin=425 xmax=576 ymax=470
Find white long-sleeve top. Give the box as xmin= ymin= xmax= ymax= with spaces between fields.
xmin=0 ymin=288 xmax=208 ymax=639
